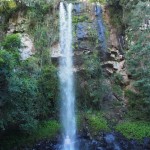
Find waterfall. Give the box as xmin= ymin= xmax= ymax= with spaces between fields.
xmin=59 ymin=2 xmax=76 ymax=150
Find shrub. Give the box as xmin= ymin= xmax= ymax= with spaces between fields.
xmin=33 ymin=120 xmax=60 ymax=139
xmin=112 ymin=73 xmax=123 ymax=85
xmin=116 ymin=121 xmax=150 ymax=140
xmin=73 ymin=15 xmax=89 ymax=24
xmin=86 ymin=112 xmax=109 ymax=134
xmin=2 ymin=34 xmax=21 ymax=51
xmin=0 ymin=0 xmax=17 ymax=13
xmin=0 ymin=120 xmax=60 ymax=150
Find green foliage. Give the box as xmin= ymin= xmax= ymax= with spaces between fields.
xmin=73 ymin=15 xmax=89 ymax=24
xmin=2 ymin=34 xmax=21 ymax=51
xmin=111 ymin=84 xmax=123 ymax=97
xmin=38 ymin=65 xmax=58 ymax=117
xmin=0 ymin=120 xmax=60 ymax=150
xmin=125 ymin=89 xmax=139 ymax=105
xmin=109 ymin=6 xmax=123 ymax=29
xmin=86 ymin=112 xmax=109 ymax=134
xmin=0 ymin=34 xmax=20 ymax=71
xmin=0 ymin=0 xmax=17 ymax=13
xmin=0 ymin=33 xmax=58 ymax=133
xmin=8 ymin=71 xmax=39 ymax=132
xmin=126 ymin=1 xmax=150 ymax=121
xmin=111 ymin=73 xmax=123 ymax=97
xmin=107 ymin=0 xmax=148 ymax=24
xmin=21 ymin=0 xmax=58 ymax=12
xmin=80 ymin=51 xmax=110 ymax=109
xmin=89 ymin=0 xmax=106 ymax=4
xmin=27 ymin=7 xmax=59 ymax=61
xmin=116 ymin=121 xmax=150 ymax=140
xmin=33 ymin=120 xmax=60 ymax=139
xmin=112 ymin=73 xmax=123 ymax=85
xmin=107 ymin=0 xmax=150 ymax=121
xmin=0 ymin=0 xmax=59 ymax=133
xmin=77 ymin=111 xmax=109 ymax=136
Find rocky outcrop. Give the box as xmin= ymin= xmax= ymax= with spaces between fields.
xmin=19 ymin=33 xmax=35 ymax=60
xmin=51 ymin=42 xmax=61 ymax=64
xmin=6 ymin=11 xmax=35 ymax=60
xmin=7 ymin=11 xmax=28 ymax=34
xmin=76 ymin=22 xmax=96 ymax=40
xmin=102 ymin=5 xmax=130 ymax=87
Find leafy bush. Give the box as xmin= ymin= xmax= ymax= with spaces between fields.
xmin=34 ymin=120 xmax=60 ymax=139
xmin=37 ymin=65 xmax=58 ymax=117
xmin=112 ymin=73 xmax=123 ymax=85
xmin=0 ymin=33 xmax=58 ymax=133
xmin=2 ymin=34 xmax=21 ymax=51
xmin=125 ymin=1 xmax=150 ymax=120
xmin=0 ymin=120 xmax=60 ymax=150
xmin=73 ymin=15 xmax=89 ymax=24
xmin=87 ymin=112 xmax=109 ymax=134
xmin=0 ymin=0 xmax=17 ymax=13
xmin=116 ymin=121 xmax=150 ymax=140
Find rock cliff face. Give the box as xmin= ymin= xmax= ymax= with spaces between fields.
xmin=103 ymin=5 xmax=129 ymax=86
xmin=71 ymin=2 xmax=129 ymax=121
xmin=48 ymin=1 xmax=130 ymax=121
xmin=1 ymin=1 xmax=130 ymax=122
xmin=3 ymin=10 xmax=35 ymax=60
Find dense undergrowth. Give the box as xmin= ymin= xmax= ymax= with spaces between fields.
xmin=0 ymin=120 xmax=60 ymax=150
xmin=116 ymin=121 xmax=150 ymax=140
xmin=0 ymin=0 xmax=59 ymax=133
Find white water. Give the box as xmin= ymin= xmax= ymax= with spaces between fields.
xmin=59 ymin=3 xmax=76 ymax=150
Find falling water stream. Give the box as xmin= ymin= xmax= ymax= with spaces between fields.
xmin=59 ymin=2 xmax=76 ymax=150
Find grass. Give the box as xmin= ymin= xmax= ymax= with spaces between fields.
xmin=0 ymin=120 xmax=60 ymax=150
xmin=116 ymin=121 xmax=150 ymax=140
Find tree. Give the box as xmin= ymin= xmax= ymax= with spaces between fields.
xmin=126 ymin=1 xmax=150 ymax=120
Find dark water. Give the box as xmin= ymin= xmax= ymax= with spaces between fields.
xmin=31 ymin=133 xmax=150 ymax=150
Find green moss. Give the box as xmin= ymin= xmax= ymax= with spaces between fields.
xmin=73 ymin=15 xmax=89 ymax=24
xmin=89 ymin=0 xmax=106 ymax=5
xmin=87 ymin=112 xmax=109 ymax=134
xmin=116 ymin=121 xmax=150 ymax=140
xmin=1 ymin=120 xmax=60 ymax=150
